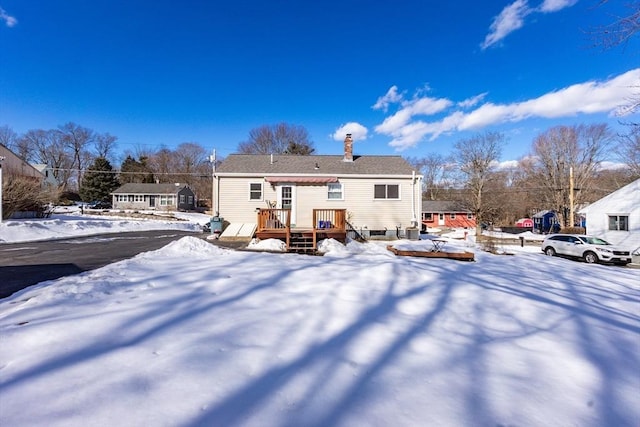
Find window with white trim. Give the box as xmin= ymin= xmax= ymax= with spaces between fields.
xmin=450 ymin=213 xmax=456 ymax=220
xmin=422 ymin=213 xmax=433 ymax=221
xmin=134 ymin=195 xmax=144 ymax=202
xmin=467 ymin=213 xmax=473 ymax=219
xmin=159 ymin=195 xmax=175 ymax=206
xmin=374 ymin=184 xmax=399 ymax=200
xmin=180 ymin=194 xmax=185 ymax=204
xmin=608 ymin=215 xmax=629 ymax=231
xmin=327 ymin=183 xmax=343 ymax=200
xmin=249 ymin=182 xmax=263 ymax=201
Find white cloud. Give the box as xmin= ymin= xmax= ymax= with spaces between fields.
xmin=375 ymin=96 xmax=452 ymax=135
xmin=481 ymin=0 xmax=531 ymax=50
xmin=458 ymin=92 xmax=489 ymax=109
xmin=538 ymin=0 xmax=578 ymax=13
xmin=332 ymin=122 xmax=368 ymax=142
xmin=0 ymin=7 xmax=17 ymax=27
xmin=372 ymin=86 xmax=404 ymax=112
xmin=480 ymin=0 xmax=578 ymax=49
xmin=374 ymin=68 xmax=640 ymax=151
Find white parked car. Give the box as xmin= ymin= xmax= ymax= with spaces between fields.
xmin=542 ymin=234 xmax=632 ymax=265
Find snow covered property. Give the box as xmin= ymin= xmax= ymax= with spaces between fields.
xmin=1 ymin=214 xmax=638 ymax=427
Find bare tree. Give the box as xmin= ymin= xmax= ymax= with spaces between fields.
xmin=95 ymin=132 xmax=118 ymax=160
xmin=173 ymin=142 xmax=209 ymax=186
xmin=616 ymin=126 xmax=640 ymax=177
xmin=526 ymin=124 xmax=613 ymax=226
xmin=25 ymin=129 xmax=74 ymax=190
xmin=0 ymin=125 xmax=18 ymax=152
xmin=238 ymin=123 xmax=315 ymax=155
xmin=590 ymin=1 xmax=640 ymax=50
xmin=58 ymin=122 xmax=95 ymax=189
xmin=453 ymin=131 xmax=505 ymax=236
xmin=148 ymin=147 xmax=173 ymax=183
xmin=589 ymin=1 xmax=640 ymax=117
xmin=407 ymin=153 xmax=454 ymax=200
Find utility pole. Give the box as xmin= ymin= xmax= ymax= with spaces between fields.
xmin=569 ymin=166 xmax=574 ymax=227
xmin=209 ymin=149 xmax=217 ymax=217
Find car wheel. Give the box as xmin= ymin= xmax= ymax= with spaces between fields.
xmin=583 ymin=251 xmax=598 ymax=264
xmin=544 ymin=247 xmax=556 ymax=257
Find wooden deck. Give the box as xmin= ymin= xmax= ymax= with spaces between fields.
xmin=255 ymin=208 xmax=347 ymax=253
xmin=386 ymin=245 xmax=475 ymax=261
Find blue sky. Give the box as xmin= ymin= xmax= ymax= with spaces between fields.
xmin=1 ymin=0 xmax=638 ymax=163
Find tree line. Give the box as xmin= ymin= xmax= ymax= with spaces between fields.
xmin=0 ymin=122 xmax=315 ymax=216
xmin=1 ymin=121 xmax=638 ymax=231
xmin=408 ymin=123 xmax=639 ymax=235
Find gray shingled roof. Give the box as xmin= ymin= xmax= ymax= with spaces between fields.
xmin=216 ymin=154 xmax=416 ymax=175
xmin=112 ymin=183 xmax=187 ymax=195
xmin=422 ymin=200 xmax=470 ymax=213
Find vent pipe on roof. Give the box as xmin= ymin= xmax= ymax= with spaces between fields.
xmin=270 ymin=153 xmax=273 ymax=165
xmin=343 ymin=134 xmax=353 ymax=162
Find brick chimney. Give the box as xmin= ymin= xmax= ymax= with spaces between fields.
xmin=343 ymin=133 xmax=353 ymax=162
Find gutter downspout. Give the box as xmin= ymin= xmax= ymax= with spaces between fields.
xmin=411 ymin=170 xmax=418 ymax=228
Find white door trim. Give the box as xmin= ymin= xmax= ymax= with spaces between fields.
xmin=277 ymin=184 xmax=296 ymax=226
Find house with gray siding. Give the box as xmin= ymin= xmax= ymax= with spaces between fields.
xmin=213 ymin=134 xmax=423 ymax=239
xmin=111 ymin=183 xmax=196 ymax=211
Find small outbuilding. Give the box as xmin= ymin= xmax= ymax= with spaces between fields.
xmin=111 ymin=183 xmax=196 ymax=211
xmin=533 ymin=210 xmax=558 ymax=234
xmin=515 ymin=218 xmax=534 ymax=228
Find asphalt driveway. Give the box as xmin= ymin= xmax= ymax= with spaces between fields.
xmin=0 ymin=230 xmax=204 ymax=299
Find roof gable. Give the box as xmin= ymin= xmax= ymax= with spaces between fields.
xmin=580 ymin=179 xmax=640 ymax=214
xmin=216 ymin=154 xmax=416 ymax=176
xmin=421 ymin=200 xmax=470 ymax=212
xmin=112 ymin=183 xmax=189 ymax=195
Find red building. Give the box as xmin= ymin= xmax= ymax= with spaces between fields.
xmin=515 ymin=218 xmax=534 ymax=228
xmin=421 ymin=200 xmax=476 ymax=230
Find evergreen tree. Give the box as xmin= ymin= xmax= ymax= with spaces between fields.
xmin=80 ymin=157 xmax=120 ymax=202
xmin=120 ymin=155 xmax=155 ymax=184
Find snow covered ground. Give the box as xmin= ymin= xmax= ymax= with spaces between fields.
xmin=0 ymin=213 xmax=638 ymax=426
xmin=0 ymin=207 xmax=207 ymax=243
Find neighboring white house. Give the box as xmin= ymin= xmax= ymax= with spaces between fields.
xmin=213 ymin=134 xmax=423 ymax=239
xmin=31 ymin=163 xmax=59 ymax=188
xmin=579 ymin=178 xmax=639 ymax=251
xmin=111 ymin=183 xmax=196 ymax=211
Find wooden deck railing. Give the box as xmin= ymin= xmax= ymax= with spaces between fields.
xmin=257 ymin=208 xmax=291 ymax=231
xmin=312 ymin=209 xmax=346 ymax=231
xmin=257 ymin=208 xmax=347 ymax=252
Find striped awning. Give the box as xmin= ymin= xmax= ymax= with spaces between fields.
xmin=265 ymin=176 xmax=338 ymax=183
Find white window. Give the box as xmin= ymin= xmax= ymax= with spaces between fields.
xmin=159 ymin=195 xmax=175 ymax=206
xmin=467 ymin=213 xmax=473 ymax=220
xmin=374 ymin=184 xmax=400 ymax=200
xmin=249 ymin=182 xmax=263 ymax=201
xmin=134 ymin=195 xmax=144 ymax=202
xmin=327 ymin=183 xmax=343 ymax=200
xmin=422 ymin=212 xmax=433 ymax=221
xmin=179 ymin=194 xmax=185 ymax=204
xmin=450 ymin=213 xmax=456 ymax=220
xmin=608 ymin=215 xmax=629 ymax=231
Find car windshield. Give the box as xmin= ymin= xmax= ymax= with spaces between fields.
xmin=580 ymin=236 xmax=610 ymax=245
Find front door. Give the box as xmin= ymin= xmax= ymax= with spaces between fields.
xmin=438 ymin=213 xmax=445 ymax=226
xmin=277 ymin=184 xmax=296 ymax=226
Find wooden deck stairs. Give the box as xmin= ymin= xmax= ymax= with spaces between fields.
xmin=255 ymin=208 xmax=347 ymax=254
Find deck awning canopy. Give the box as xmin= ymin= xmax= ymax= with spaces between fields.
xmin=265 ymin=176 xmax=338 ymax=183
